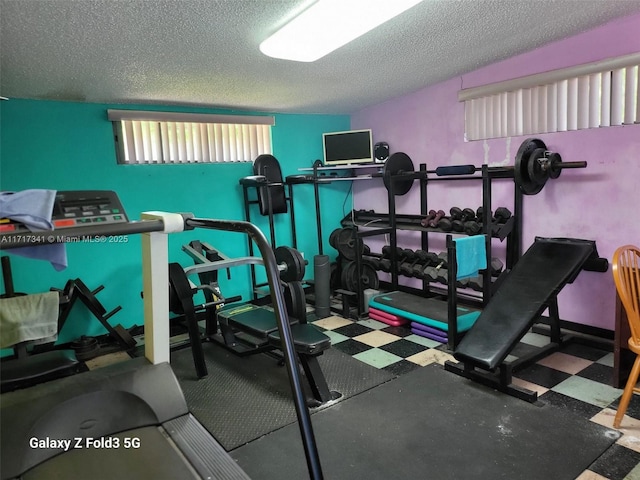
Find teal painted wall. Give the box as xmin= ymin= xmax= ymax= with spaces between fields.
xmin=0 ymin=99 xmax=350 ymax=346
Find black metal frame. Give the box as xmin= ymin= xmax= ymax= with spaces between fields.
xmin=241 ymin=180 xmax=298 ymax=300
xmin=344 ymin=163 xmax=523 ymax=323
xmin=444 ymin=296 xmax=566 ymax=403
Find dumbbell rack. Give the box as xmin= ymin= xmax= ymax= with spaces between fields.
xmin=346 ymin=163 xmax=523 ymax=336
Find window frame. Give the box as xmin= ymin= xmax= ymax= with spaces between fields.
xmin=107 ymin=110 xmax=275 ymax=164
xmin=459 ymin=53 xmax=640 ymax=141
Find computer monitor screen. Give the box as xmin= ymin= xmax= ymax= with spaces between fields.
xmin=322 ymin=129 xmax=373 ymax=166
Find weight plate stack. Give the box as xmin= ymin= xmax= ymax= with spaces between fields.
xmin=332 ymin=228 xmax=363 ymax=261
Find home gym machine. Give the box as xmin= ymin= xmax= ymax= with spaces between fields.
xmin=0 ymin=193 xmax=324 ymax=480
xmin=169 ymin=240 xmax=337 ymax=405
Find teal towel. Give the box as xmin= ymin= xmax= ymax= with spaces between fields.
xmin=454 ymin=236 xmax=487 ymax=280
xmin=0 ymin=292 xmax=59 ymax=348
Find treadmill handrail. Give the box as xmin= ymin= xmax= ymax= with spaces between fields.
xmin=184 ymin=217 xmax=323 ymax=480
xmin=0 ymin=220 xmax=166 ymax=249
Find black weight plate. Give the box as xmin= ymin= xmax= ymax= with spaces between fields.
xmin=168 ymin=262 xmax=193 ymax=315
xmin=360 ymin=262 xmax=379 ymax=290
xmin=334 ymin=228 xmax=362 ymax=261
xmin=514 ymin=138 xmax=546 ymax=195
xmin=329 ymin=228 xmax=341 ymax=248
xmin=341 ymin=262 xmax=356 ymax=292
xmin=341 ymin=261 xmax=379 ymax=292
xmin=526 ymin=147 xmax=549 ymax=194
xmin=548 ymin=152 xmax=563 ymax=179
xmin=383 ymin=152 xmax=415 ymax=196
xmin=275 ymin=246 xmax=305 ymax=282
xmin=285 ymin=281 xmax=307 ymax=322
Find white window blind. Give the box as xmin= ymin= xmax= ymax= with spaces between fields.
xmin=459 ymin=53 xmax=640 ymax=141
xmin=107 ymin=110 xmax=274 ymax=164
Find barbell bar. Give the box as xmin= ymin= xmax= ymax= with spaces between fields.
xmin=382 ymin=138 xmax=587 ymax=196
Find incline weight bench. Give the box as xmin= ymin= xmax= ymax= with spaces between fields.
xmin=445 ymin=237 xmax=606 ymax=402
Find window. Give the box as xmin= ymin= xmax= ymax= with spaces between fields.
xmin=107 ymin=110 xmax=274 ymax=164
xmin=459 ymin=53 xmax=640 ymax=141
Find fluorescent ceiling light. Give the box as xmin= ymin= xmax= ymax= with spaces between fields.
xmin=260 ymin=0 xmax=424 ymax=62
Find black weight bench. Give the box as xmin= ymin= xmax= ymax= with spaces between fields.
xmin=445 ymin=237 xmax=605 ymax=402
xmin=218 ymin=304 xmax=335 ymax=405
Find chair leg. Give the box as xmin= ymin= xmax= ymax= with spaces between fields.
xmin=614 ymin=354 xmax=640 ymax=428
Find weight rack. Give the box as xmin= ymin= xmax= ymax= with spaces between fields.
xmin=343 ymin=162 xmax=523 ymax=321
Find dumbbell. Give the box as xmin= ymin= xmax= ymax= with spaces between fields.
xmin=451 ymin=207 xmax=476 ymax=221
xmin=410 ymin=250 xmax=439 ymax=277
xmin=467 ymin=275 xmax=484 ymax=291
xmin=494 ymin=207 xmax=512 ymax=223
xmin=400 ymin=248 xmax=428 ymax=277
xmin=400 ymin=257 xmax=420 ymax=277
xmin=433 ymin=252 xmax=448 ymax=269
xmin=476 ymin=206 xmax=493 ymax=223
xmin=463 ymin=221 xmax=482 ymax=235
xmin=381 ymin=247 xmax=414 ymax=274
xmin=379 ymin=246 xmax=402 ymax=273
xmin=451 ymin=207 xmax=476 ymax=232
xmin=421 ymin=209 xmax=445 ymax=228
xmin=379 ymin=258 xmax=392 ymax=272
xmin=476 ymin=206 xmax=512 ymax=230
xmin=382 ymin=245 xmax=409 ymax=261
xmin=366 ymin=256 xmax=382 ymax=271
xmin=481 ymin=257 xmax=504 ymax=277
xmin=423 ymin=266 xmax=448 ymax=284
xmin=437 ymin=217 xmax=453 ymax=232
xmin=421 ymin=210 xmax=436 ymax=227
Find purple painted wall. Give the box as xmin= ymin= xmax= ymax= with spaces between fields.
xmin=350 ymin=13 xmax=640 ymax=332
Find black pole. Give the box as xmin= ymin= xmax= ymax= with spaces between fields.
xmin=185 ymin=217 xmax=323 ymax=480
xmin=313 ymin=161 xmax=324 ymax=255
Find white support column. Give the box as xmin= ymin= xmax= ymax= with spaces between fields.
xmin=141 ymin=212 xmax=186 ymax=365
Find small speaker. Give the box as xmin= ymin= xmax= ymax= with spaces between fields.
xmin=374 ymin=142 xmax=389 ymax=164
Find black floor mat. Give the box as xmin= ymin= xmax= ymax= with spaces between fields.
xmin=171 ymin=342 xmax=395 ymax=451
xmin=231 ymin=363 xmax=620 ymax=480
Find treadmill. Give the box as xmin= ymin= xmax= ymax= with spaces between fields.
xmin=0 ymin=357 xmax=249 ymax=480
xmin=0 ymin=190 xmax=323 ymax=479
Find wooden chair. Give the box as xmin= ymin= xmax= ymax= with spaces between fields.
xmin=613 ymin=245 xmax=640 ymax=428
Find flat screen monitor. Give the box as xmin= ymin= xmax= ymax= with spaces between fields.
xmin=322 ymin=129 xmax=373 ymax=166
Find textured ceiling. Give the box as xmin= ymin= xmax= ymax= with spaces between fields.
xmin=2 ymin=0 xmax=640 ymax=114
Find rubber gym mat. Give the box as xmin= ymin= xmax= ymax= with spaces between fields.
xmin=171 ymin=342 xmax=394 ymax=451
xmin=231 ymin=364 xmax=620 ymax=480
xmin=369 ymin=291 xmax=480 ymax=332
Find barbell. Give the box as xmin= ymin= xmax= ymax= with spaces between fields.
xmin=274 ymin=246 xmax=307 ymax=283
xmin=382 ymin=138 xmax=587 ymax=196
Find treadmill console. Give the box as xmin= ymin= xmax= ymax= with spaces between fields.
xmin=0 ymin=190 xmax=128 ymax=233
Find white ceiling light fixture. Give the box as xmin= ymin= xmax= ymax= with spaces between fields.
xmin=260 ymin=0 xmax=425 ymax=62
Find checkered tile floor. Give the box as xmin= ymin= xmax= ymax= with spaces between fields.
xmin=310 ymin=314 xmax=640 ymax=480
